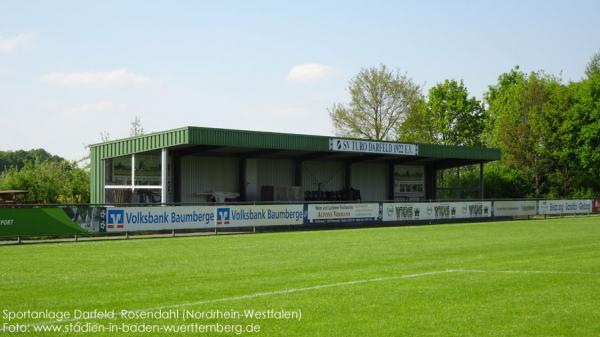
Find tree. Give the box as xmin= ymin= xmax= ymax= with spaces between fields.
xmin=396 ymin=99 xmax=436 ymax=143
xmin=429 ymin=79 xmax=485 ymax=146
xmin=0 ymin=160 xmax=90 ymax=203
xmin=560 ymin=73 xmax=600 ymax=195
xmin=485 ymin=67 xmax=569 ymax=196
xmin=585 ymin=50 xmax=600 ymax=79
xmin=130 ymin=116 xmax=145 ymax=137
xmin=0 ymin=149 xmax=65 ymax=173
xmin=329 ymin=65 xmax=422 ymax=140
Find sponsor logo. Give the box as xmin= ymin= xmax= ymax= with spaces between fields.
xmin=216 ymin=207 xmax=230 ymax=225
xmin=107 ymin=209 xmax=125 ymax=229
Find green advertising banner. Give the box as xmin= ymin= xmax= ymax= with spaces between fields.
xmin=0 ymin=208 xmax=87 ymax=236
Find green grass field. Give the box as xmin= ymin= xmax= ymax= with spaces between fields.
xmin=1 ymin=217 xmax=600 ymax=337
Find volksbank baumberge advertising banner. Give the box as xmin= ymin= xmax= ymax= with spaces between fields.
xmin=538 ymin=200 xmax=592 ymax=215
xmin=103 ymin=206 xmax=216 ymax=232
xmin=215 ymin=204 xmax=304 ymax=228
xmin=103 ymin=205 xmax=305 ymax=232
xmin=493 ymin=200 xmax=538 ymax=217
xmin=382 ymin=202 xmax=492 ymax=222
xmin=306 ymin=203 xmax=381 ymax=223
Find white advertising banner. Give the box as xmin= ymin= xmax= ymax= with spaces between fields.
xmin=382 ymin=202 xmax=492 ymax=222
xmin=104 ymin=204 xmax=305 ymax=232
xmin=538 ymin=200 xmax=592 ymax=215
xmin=214 ymin=204 xmax=304 ymax=228
xmin=493 ymin=200 xmax=538 ymax=217
xmin=104 ymin=206 xmax=215 ymax=232
xmin=307 ymin=203 xmax=381 ymax=223
xmin=329 ymin=138 xmax=418 ymax=156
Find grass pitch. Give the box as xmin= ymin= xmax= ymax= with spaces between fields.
xmin=1 ymin=217 xmax=600 ymax=336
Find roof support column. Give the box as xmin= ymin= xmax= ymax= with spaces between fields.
xmin=173 ymin=154 xmax=181 ymax=203
xmin=479 ymin=162 xmax=484 ymax=200
xmin=425 ymin=164 xmax=437 ymax=201
xmin=161 ymin=148 xmax=168 ymax=204
xmin=388 ymin=163 xmax=395 ymax=201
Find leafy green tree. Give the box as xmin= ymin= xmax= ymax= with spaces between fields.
xmin=428 ymin=79 xmax=485 ymax=146
xmin=585 ymin=50 xmax=600 ymax=79
xmin=482 ymin=162 xmax=534 ymax=198
xmin=0 ymin=149 xmax=65 ymax=173
xmin=329 ymin=65 xmax=422 ymax=140
xmin=399 ymin=79 xmax=485 ymax=146
xmin=560 ymin=72 xmax=600 ymax=195
xmin=0 ymin=160 xmax=90 ymax=203
xmin=485 ymin=67 xmax=568 ymax=196
xmin=396 ymin=99 xmax=436 ymax=143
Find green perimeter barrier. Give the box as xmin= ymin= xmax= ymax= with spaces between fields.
xmin=0 ymin=208 xmax=87 ymax=236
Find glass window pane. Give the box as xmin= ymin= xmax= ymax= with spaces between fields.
xmin=133 ymin=189 xmax=161 ymax=204
xmin=105 ymin=189 xmax=133 ymax=204
xmin=135 ymin=152 xmax=161 ymax=186
xmin=105 ymin=156 xmax=132 ymax=186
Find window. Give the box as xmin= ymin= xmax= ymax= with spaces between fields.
xmin=104 ymin=151 xmax=166 ymax=204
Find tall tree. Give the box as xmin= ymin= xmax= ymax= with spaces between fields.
xmin=485 ymin=67 xmax=568 ymax=196
xmin=329 ymin=65 xmax=422 ymax=140
xmin=560 ymin=70 xmax=600 ymax=195
xmin=396 ymin=99 xmax=436 ymax=143
xmin=399 ymin=79 xmax=485 ymax=147
xmin=428 ymin=79 xmax=485 ymax=146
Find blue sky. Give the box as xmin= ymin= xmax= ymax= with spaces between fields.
xmin=1 ymin=0 xmax=599 ymax=161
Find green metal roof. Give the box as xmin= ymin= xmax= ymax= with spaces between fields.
xmin=89 ymin=126 xmax=501 ymax=161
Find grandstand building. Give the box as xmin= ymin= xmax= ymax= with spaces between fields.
xmin=89 ymin=127 xmax=501 ymax=204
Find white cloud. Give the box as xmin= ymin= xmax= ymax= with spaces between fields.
xmin=41 ymin=68 xmax=158 ymax=88
xmin=0 ymin=33 xmax=36 ymax=53
xmin=287 ymin=63 xmax=332 ymax=82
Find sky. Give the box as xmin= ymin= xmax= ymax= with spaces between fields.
xmin=1 ymin=0 xmax=599 ymax=161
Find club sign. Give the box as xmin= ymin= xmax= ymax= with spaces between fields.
xmin=329 ymin=138 xmax=418 ymax=156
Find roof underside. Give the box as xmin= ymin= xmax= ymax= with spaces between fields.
xmin=90 ymin=126 xmax=501 ymax=168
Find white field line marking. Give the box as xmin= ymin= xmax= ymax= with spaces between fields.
xmin=13 ymin=268 xmax=600 ymax=330
xmin=455 ymin=269 xmax=600 ymax=276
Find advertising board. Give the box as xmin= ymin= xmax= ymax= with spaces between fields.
xmin=593 ymin=199 xmax=600 ymax=214
xmin=103 ymin=204 xmax=304 ymax=232
xmin=104 ymin=206 xmax=215 ymax=232
xmin=493 ymin=200 xmax=538 ymax=217
xmin=306 ymin=203 xmax=381 ymax=223
xmin=538 ymin=200 xmax=592 ymax=215
xmin=382 ymin=201 xmax=492 ymax=222
xmin=214 ymin=204 xmax=304 ymax=228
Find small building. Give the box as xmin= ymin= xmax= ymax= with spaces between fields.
xmin=89 ymin=126 xmax=501 ymax=204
